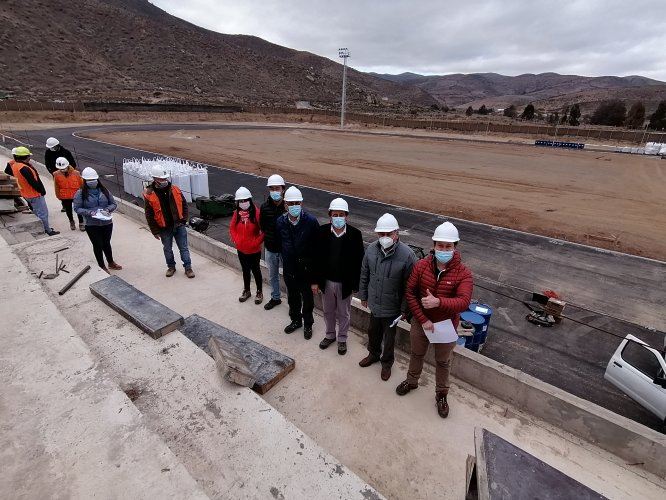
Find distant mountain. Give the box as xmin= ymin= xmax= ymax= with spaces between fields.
xmin=369 ymin=72 xmax=666 ymax=111
xmin=0 ymin=0 xmax=436 ymax=107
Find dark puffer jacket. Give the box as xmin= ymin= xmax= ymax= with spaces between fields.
xmin=259 ymin=198 xmax=286 ymax=252
xmin=276 ymin=210 xmax=319 ymax=278
xmin=45 ymin=145 xmax=76 ymax=175
xmin=406 ymin=251 xmax=473 ymax=328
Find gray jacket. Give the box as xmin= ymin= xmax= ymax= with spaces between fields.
xmin=358 ymin=240 xmax=417 ymax=318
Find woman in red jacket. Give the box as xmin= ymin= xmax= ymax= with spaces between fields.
xmin=230 ymin=187 xmax=265 ymax=304
xmin=396 ymin=221 xmax=473 ymax=419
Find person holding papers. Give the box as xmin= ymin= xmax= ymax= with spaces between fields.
xmin=396 ymin=222 xmax=473 ymax=418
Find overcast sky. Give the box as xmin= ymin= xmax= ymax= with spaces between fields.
xmin=151 ymin=0 xmax=666 ymax=82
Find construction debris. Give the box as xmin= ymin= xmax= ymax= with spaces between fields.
xmin=59 ymin=265 xmax=91 ymax=295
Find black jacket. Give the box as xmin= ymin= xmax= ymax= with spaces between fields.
xmin=312 ymin=223 xmax=365 ymax=299
xmin=259 ymin=198 xmax=286 ymax=253
xmin=45 ymin=145 xmax=76 ymax=175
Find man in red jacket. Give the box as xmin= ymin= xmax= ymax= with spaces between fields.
xmin=396 ymin=222 xmax=473 ymax=418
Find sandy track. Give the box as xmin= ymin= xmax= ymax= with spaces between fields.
xmin=87 ymin=127 xmax=666 ymax=261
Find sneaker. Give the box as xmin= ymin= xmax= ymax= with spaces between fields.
xmin=79 ymin=223 xmax=85 ymax=231
xmin=304 ymin=326 xmax=313 ymax=340
xmin=395 ymin=380 xmax=418 ymax=396
xmin=108 ymin=261 xmax=123 ymax=270
xmin=254 ymin=291 xmax=263 ymax=305
xmin=165 ymin=267 xmax=176 ymax=277
xmin=70 ymin=221 xmax=76 ymax=230
xmin=436 ymin=393 xmax=450 ymax=418
xmin=284 ymin=321 xmax=302 ymax=334
xmin=46 ymin=229 xmax=60 ymax=236
xmin=358 ymin=355 xmax=379 ymax=368
xmin=61 ymin=207 xmax=66 ymax=212
xmin=381 ymin=366 xmax=392 ymax=381
xmin=264 ymin=298 xmax=282 ymax=310
xmin=238 ymin=290 xmax=251 ymax=302
xmin=185 ymin=268 xmax=195 ymax=279
xmin=337 ymin=342 xmax=347 ymax=355
xmin=319 ymin=337 xmax=335 ymax=350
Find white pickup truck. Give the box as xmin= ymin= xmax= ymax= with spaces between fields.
xmin=604 ymin=334 xmax=666 ymax=426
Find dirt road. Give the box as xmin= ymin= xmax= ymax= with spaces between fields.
xmin=87 ymin=127 xmax=666 ymax=261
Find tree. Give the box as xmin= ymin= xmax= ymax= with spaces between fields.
xmin=590 ymin=100 xmax=626 ymax=127
xmin=625 ymin=101 xmax=646 ymax=129
xmin=568 ymin=104 xmax=581 ymax=126
xmin=477 ymin=104 xmax=489 ymax=115
xmin=560 ymin=106 xmax=569 ymax=125
xmin=503 ymin=105 xmax=517 ymax=118
xmin=520 ymin=103 xmax=535 ymax=120
xmin=465 ymin=106 xmax=473 ymax=117
xmin=648 ymin=100 xmax=666 ymax=130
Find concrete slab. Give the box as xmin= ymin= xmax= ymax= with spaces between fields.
xmin=181 ymin=314 xmax=295 ymax=394
xmin=90 ymin=275 xmax=184 ymax=339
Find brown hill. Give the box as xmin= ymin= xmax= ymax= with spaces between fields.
xmin=0 ymin=0 xmax=436 ymax=108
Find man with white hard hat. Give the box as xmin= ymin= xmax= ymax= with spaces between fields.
xmin=276 ymin=186 xmax=319 ymax=339
xmin=259 ymin=173 xmax=287 ymax=310
xmin=311 ymin=198 xmax=364 ymax=355
xmin=396 ymin=221 xmax=473 ymax=419
xmin=143 ymin=165 xmax=195 ymax=278
xmin=358 ymin=213 xmax=416 ymax=380
xmin=45 ymin=136 xmax=77 ymax=212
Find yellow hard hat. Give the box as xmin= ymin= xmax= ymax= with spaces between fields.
xmin=14 ymin=146 xmax=32 ymax=156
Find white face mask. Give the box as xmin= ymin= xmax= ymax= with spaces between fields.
xmin=239 ymin=201 xmax=251 ymax=210
xmin=378 ymin=236 xmax=394 ymax=249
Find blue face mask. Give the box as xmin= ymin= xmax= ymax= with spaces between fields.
xmin=435 ymin=250 xmax=454 ymax=264
xmin=270 ymin=191 xmax=282 ymax=201
xmin=331 ymin=216 xmax=346 ymax=229
xmin=288 ymin=205 xmax=301 ymax=218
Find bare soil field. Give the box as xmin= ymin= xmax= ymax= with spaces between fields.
xmin=85 ymin=127 xmax=666 ymax=261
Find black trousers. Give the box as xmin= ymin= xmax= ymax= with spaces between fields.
xmin=367 ymin=314 xmax=398 ymax=368
xmin=85 ymin=223 xmax=114 ymax=268
xmin=237 ymin=251 xmax=262 ymax=292
xmin=284 ymin=271 xmax=314 ymax=326
xmin=61 ymin=199 xmax=83 ymax=223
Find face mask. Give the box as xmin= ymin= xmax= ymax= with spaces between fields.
xmin=435 ymin=250 xmax=454 ymax=264
xmin=378 ymin=236 xmax=394 ymax=249
xmin=270 ymin=191 xmax=282 ymax=201
xmin=239 ymin=201 xmax=251 ymax=210
xmin=86 ymin=180 xmax=98 ymax=188
xmin=331 ymin=216 xmax=346 ymax=229
xmin=50 ymin=147 xmax=58 ymax=151
xmin=288 ymin=205 xmax=301 ymax=218
xmin=154 ymin=179 xmax=168 ymax=188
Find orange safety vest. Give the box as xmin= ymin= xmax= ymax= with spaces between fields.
xmin=144 ymin=184 xmax=184 ymax=228
xmin=53 ymin=167 xmax=83 ymax=200
xmin=10 ymin=160 xmax=42 ymax=198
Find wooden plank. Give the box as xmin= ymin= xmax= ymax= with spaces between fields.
xmin=89 ymin=275 xmax=183 ymax=339
xmin=0 ymin=173 xmax=10 ymax=181
xmin=208 ymin=337 xmax=256 ymax=387
xmin=180 ymin=314 xmax=295 ymax=394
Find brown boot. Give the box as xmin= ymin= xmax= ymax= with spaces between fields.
xmin=108 ymin=262 xmax=122 ymax=270
xmin=436 ymin=393 xmax=449 ymax=418
xmin=238 ymin=290 xmax=251 ymax=302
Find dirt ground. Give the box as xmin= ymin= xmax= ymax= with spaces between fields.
xmin=85 ymin=127 xmax=666 ymax=261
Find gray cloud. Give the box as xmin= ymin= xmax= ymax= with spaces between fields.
xmin=152 ymin=0 xmax=666 ymax=81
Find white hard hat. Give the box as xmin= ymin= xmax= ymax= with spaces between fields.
xmin=81 ymin=167 xmax=99 ymax=180
xmin=432 ymin=221 xmax=460 ymax=242
xmin=235 ymin=186 xmax=252 ymax=200
xmin=150 ymin=164 xmax=168 ymax=179
xmin=328 ymin=197 xmax=349 ymax=212
xmin=374 ymin=213 xmax=399 ymax=232
xmin=284 ymin=186 xmax=303 ymax=202
xmin=45 ymin=137 xmax=59 ymax=149
xmin=55 ymin=157 xmax=69 ymax=170
xmin=266 ymin=174 xmax=285 ymax=187
xmin=11 ymin=147 xmax=17 ymax=155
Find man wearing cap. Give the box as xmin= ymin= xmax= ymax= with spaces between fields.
xmin=144 ymin=165 xmax=195 ymax=278
xmin=7 ymin=146 xmax=59 ymax=235
xmin=311 ymin=198 xmax=364 ymax=355
xmin=259 ymin=174 xmax=287 ymax=310
xmin=44 ymin=137 xmax=77 ymax=176
xmin=358 ymin=213 xmax=416 ymax=381
xmin=276 ymin=186 xmax=319 ymax=339
xmin=396 ymin=222 xmax=473 ymax=419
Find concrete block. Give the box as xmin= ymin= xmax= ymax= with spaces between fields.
xmin=208 ymin=337 xmax=257 ymax=387
xmin=89 ymin=275 xmax=183 ymax=339
xmin=181 ymin=314 xmax=295 ymax=394
xmin=0 ymin=212 xmax=45 ymax=236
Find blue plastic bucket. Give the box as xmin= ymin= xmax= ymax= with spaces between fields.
xmin=460 ymin=311 xmax=485 ymax=352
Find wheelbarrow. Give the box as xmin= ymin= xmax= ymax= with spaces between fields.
xmin=195 ymin=194 xmax=236 ymax=219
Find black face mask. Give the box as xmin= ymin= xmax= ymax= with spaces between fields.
xmin=154 ymin=180 xmax=169 ymax=188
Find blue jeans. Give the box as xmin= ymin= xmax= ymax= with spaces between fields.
xmin=25 ymin=195 xmax=50 ymax=232
xmin=159 ymin=225 xmax=192 ymax=269
xmin=265 ymin=249 xmax=282 ymax=300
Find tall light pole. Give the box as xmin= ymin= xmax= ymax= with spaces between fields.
xmin=338 ymin=48 xmax=350 ymax=128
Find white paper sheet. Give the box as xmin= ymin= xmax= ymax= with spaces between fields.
xmin=389 ymin=315 xmax=402 ymax=328
xmin=425 ymin=319 xmax=459 ymax=343
xmin=92 ymin=210 xmax=113 ymax=221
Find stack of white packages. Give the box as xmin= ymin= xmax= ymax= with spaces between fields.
xmin=122 ymin=157 xmax=209 ymax=202
xmin=644 ymin=142 xmax=666 ymax=155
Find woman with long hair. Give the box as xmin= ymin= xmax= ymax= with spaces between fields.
xmin=230 ymin=186 xmax=264 ymax=304
xmin=73 ymin=167 xmax=122 ymax=273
